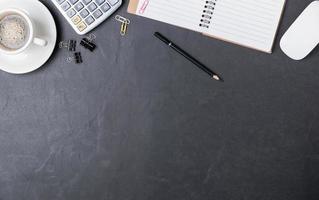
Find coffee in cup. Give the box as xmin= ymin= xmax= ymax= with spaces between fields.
xmin=0 ymin=8 xmax=47 ymax=55
xmin=0 ymin=14 xmax=30 ymax=51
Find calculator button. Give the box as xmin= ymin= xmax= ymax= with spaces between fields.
xmin=61 ymin=2 xmax=71 ymax=11
xmin=71 ymin=15 xmax=82 ymax=25
xmin=67 ymin=9 xmax=76 ymax=18
xmin=101 ymin=3 xmax=110 ymax=12
xmin=107 ymin=0 xmax=118 ymax=6
xmin=88 ymin=2 xmax=97 ymax=12
xmin=80 ymin=9 xmax=89 ymax=18
xmin=93 ymin=9 xmax=103 ymax=19
xmin=75 ymin=2 xmax=84 ymax=11
xmin=82 ymin=0 xmax=92 ymax=5
xmin=77 ymin=22 xmax=87 ymax=32
xmin=56 ymin=0 xmax=65 ymax=5
xmin=69 ymin=0 xmax=79 ymax=5
xmin=94 ymin=0 xmax=105 ymax=6
xmin=85 ymin=16 xmax=95 ymax=25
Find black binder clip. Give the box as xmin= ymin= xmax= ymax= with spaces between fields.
xmin=67 ymin=52 xmax=83 ymax=64
xmin=59 ymin=40 xmax=76 ymax=51
xmin=80 ymin=34 xmax=96 ymax=52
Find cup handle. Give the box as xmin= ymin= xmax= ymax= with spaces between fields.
xmin=33 ymin=37 xmax=47 ymax=47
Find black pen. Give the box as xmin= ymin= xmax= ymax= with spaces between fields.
xmin=154 ymin=32 xmax=223 ymax=82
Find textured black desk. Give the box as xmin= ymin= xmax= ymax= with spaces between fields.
xmin=0 ymin=0 xmax=318 ymax=199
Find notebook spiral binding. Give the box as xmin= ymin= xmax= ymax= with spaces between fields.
xmin=199 ymin=0 xmax=217 ymax=29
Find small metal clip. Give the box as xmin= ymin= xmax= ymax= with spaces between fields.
xmin=115 ymin=15 xmax=131 ymax=24
xmin=67 ymin=52 xmax=83 ymax=64
xmin=80 ymin=36 xmax=96 ymax=52
xmin=80 ymin=38 xmax=96 ymax=52
xmin=59 ymin=40 xmax=76 ymax=51
xmin=86 ymin=33 xmax=96 ymax=42
xmin=115 ymin=15 xmax=130 ymax=36
xmin=80 ymin=33 xmax=96 ymax=51
xmin=120 ymin=22 xmax=128 ymax=36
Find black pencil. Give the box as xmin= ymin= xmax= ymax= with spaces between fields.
xmin=154 ymin=32 xmax=223 ymax=82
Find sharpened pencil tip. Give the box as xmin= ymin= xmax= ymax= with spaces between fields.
xmin=213 ymin=75 xmax=219 ymax=80
xmin=213 ymin=75 xmax=223 ymax=82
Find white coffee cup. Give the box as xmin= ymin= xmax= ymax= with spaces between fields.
xmin=0 ymin=8 xmax=47 ymax=55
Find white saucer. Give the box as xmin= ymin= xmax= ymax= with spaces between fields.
xmin=0 ymin=0 xmax=57 ymax=74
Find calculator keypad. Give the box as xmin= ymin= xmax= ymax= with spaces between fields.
xmin=93 ymin=9 xmax=102 ymax=18
xmin=95 ymin=0 xmax=105 ymax=5
xmin=80 ymin=9 xmax=89 ymax=18
xmin=61 ymin=2 xmax=71 ymax=11
xmin=56 ymin=0 xmax=65 ymax=4
xmin=69 ymin=0 xmax=78 ymax=5
xmin=71 ymin=15 xmax=82 ymax=25
xmin=75 ymin=2 xmax=84 ymax=11
xmin=67 ymin=9 xmax=76 ymax=18
xmin=77 ymin=21 xmax=87 ymax=31
xmin=107 ymin=0 xmax=118 ymax=6
xmin=52 ymin=0 xmax=121 ymax=34
xmin=82 ymin=0 xmax=92 ymax=5
xmin=101 ymin=3 xmax=110 ymax=12
xmin=88 ymin=3 xmax=97 ymax=12
xmin=85 ymin=16 xmax=95 ymax=25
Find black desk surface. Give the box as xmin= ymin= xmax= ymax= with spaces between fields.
xmin=0 ymin=0 xmax=318 ymax=199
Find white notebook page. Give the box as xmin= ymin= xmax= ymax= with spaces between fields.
xmin=204 ymin=0 xmax=285 ymax=52
xmin=136 ymin=0 xmax=205 ymax=32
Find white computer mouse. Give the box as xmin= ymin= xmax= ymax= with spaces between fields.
xmin=280 ymin=1 xmax=319 ymax=60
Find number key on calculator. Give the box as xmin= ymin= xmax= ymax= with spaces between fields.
xmin=51 ymin=0 xmax=122 ymax=35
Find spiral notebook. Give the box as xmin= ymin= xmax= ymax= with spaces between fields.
xmin=128 ymin=0 xmax=286 ymax=53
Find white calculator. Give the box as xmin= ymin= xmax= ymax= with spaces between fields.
xmin=51 ymin=0 xmax=122 ymax=35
